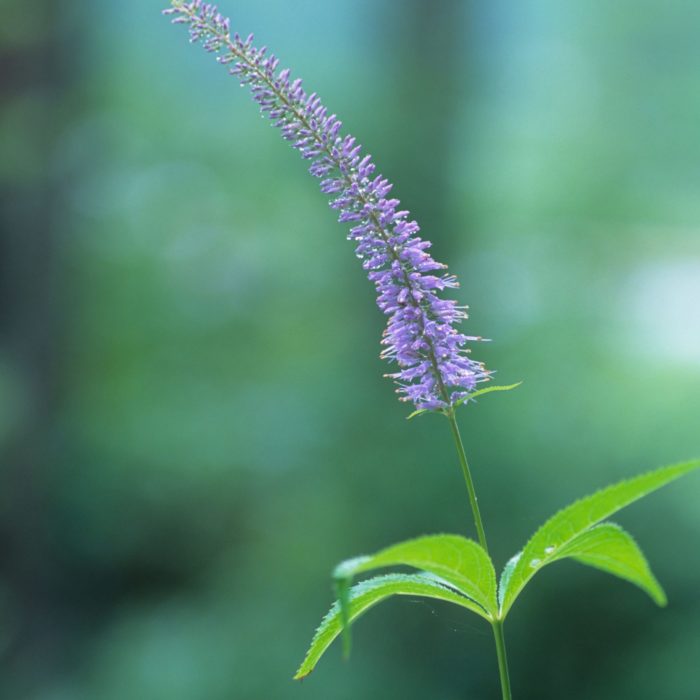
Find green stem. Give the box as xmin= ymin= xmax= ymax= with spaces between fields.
xmin=492 ymin=621 xmax=513 ymax=700
xmin=447 ymin=411 xmax=514 ymax=696
xmin=446 ymin=410 xmax=489 ymax=553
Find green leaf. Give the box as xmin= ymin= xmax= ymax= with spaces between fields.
xmin=334 ymin=576 xmax=352 ymax=658
xmin=406 ymin=408 xmax=433 ymax=420
xmin=294 ymin=573 xmax=484 ymax=680
xmin=553 ymin=522 xmax=666 ymax=606
xmin=500 ymin=460 xmax=700 ymax=617
xmin=452 ymin=382 xmax=522 ymax=410
xmin=406 ymin=382 xmax=522 ymax=419
xmin=334 ymin=534 xmax=498 ymax=619
xmin=498 ymin=552 xmax=522 ymax=610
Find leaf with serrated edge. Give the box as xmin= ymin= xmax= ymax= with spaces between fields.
xmin=552 ymin=522 xmax=666 ymax=605
xmin=498 ymin=552 xmax=522 ymax=610
xmin=334 ymin=534 xmax=497 ymax=618
xmin=500 ymin=460 xmax=700 ymax=617
xmin=294 ymin=573 xmax=487 ymax=680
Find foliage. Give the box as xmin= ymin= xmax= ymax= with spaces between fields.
xmin=297 ymin=461 xmax=699 ymax=678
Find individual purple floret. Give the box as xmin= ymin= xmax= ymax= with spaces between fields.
xmin=164 ymin=0 xmax=490 ymax=410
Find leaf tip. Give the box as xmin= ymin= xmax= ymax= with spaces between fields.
xmin=653 ymin=586 xmax=668 ymax=608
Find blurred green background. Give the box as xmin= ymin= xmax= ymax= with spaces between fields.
xmin=1 ymin=1 xmax=699 ymax=698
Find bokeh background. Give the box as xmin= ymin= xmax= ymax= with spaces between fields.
xmin=2 ymin=1 xmax=699 ymax=698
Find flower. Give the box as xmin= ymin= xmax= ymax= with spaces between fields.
xmin=165 ymin=1 xmax=489 ymax=410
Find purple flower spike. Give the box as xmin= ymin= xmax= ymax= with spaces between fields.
xmin=165 ymin=1 xmax=490 ymax=411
